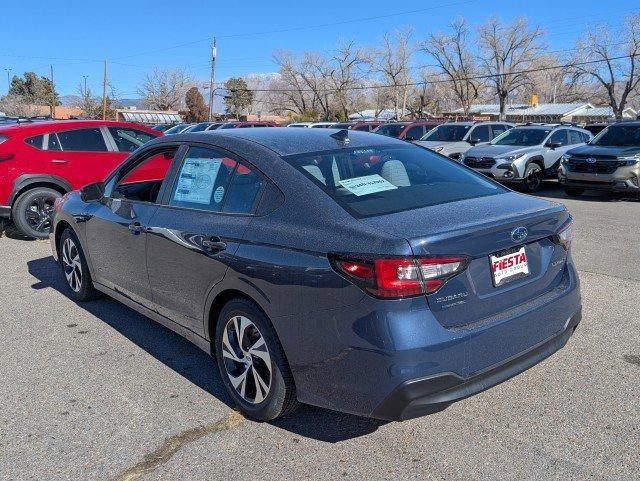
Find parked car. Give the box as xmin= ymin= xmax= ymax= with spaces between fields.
xmin=0 ymin=120 xmax=160 ymax=238
xmin=309 ymin=122 xmax=335 ymax=128
xmin=286 ymin=122 xmax=314 ymax=128
xmin=460 ymin=124 xmax=592 ymax=192
xmin=349 ymin=121 xmax=385 ymax=132
xmin=373 ymin=121 xmax=442 ymax=141
xmin=50 ymin=128 xmax=580 ymax=422
xmin=219 ymin=121 xmax=278 ymax=128
xmin=184 ymin=122 xmax=224 ymax=132
xmin=164 ymin=123 xmax=194 ymax=135
xmin=413 ymin=121 xmax=514 ymax=160
xmin=558 ymin=120 xmax=640 ymax=198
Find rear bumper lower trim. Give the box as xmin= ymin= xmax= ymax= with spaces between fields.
xmin=371 ymin=308 xmax=582 ymax=421
xmin=0 ymin=205 xmax=10 ymax=218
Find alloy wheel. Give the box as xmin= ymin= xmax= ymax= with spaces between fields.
xmin=221 ymin=315 xmax=272 ymax=404
xmin=525 ymin=167 xmax=542 ymax=191
xmin=61 ymin=238 xmax=82 ymax=292
xmin=25 ymin=194 xmax=56 ymax=233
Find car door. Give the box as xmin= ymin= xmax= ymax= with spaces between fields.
xmin=83 ymin=144 xmax=181 ymax=306
xmin=543 ymin=129 xmax=570 ymax=173
xmin=42 ymin=127 xmax=125 ymax=189
xmin=146 ymin=144 xmax=265 ymax=334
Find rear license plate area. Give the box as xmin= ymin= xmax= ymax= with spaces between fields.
xmin=490 ymin=246 xmax=529 ymax=287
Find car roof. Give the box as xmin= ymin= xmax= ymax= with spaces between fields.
xmin=164 ymin=127 xmax=406 ymax=156
xmin=0 ymin=119 xmax=158 ymax=135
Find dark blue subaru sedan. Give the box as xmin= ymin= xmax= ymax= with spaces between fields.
xmin=50 ymin=128 xmax=581 ymax=421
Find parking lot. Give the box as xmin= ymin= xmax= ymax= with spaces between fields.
xmin=0 ymin=183 xmax=638 ymax=481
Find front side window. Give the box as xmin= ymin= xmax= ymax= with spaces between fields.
xmin=108 ymin=127 xmax=155 ymax=152
xmin=469 ymin=125 xmax=490 ymax=142
xmin=421 ymin=124 xmax=471 ymax=142
xmin=374 ymin=124 xmax=406 ymax=138
xmin=112 ymin=147 xmax=177 ymax=203
xmin=590 ymin=125 xmax=640 ymax=147
xmin=491 ymin=128 xmax=551 ymax=146
xmin=284 ymin=145 xmax=504 ymax=218
xmin=57 ymin=128 xmax=108 ymax=152
xmin=169 ymin=146 xmax=238 ymax=212
xmin=548 ymin=129 xmax=568 ymax=146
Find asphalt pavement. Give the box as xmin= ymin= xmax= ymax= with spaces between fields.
xmin=0 ymin=183 xmax=638 ymax=481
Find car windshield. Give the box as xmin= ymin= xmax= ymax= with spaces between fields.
xmin=491 ymin=128 xmax=550 ymax=146
xmin=590 ymin=124 xmax=640 ymax=147
xmin=374 ymin=124 xmax=406 ymax=137
xmin=421 ymin=124 xmax=471 ymax=142
xmin=283 ymin=145 xmax=504 ymax=218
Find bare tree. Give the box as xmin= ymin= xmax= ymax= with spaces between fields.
xmin=329 ymin=40 xmax=368 ymax=119
xmin=570 ymin=14 xmax=640 ymax=119
xmin=369 ymin=29 xmax=415 ymax=119
xmin=422 ymin=18 xmax=481 ymax=116
xmin=477 ymin=17 xmax=544 ymax=120
xmin=138 ymin=68 xmax=192 ymax=111
xmin=270 ymin=50 xmax=315 ymax=117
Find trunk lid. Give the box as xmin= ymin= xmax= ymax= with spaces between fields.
xmin=360 ymin=192 xmax=570 ymax=328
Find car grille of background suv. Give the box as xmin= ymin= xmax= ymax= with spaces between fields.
xmin=566 ymin=156 xmax=625 ymax=174
xmin=464 ymin=156 xmax=495 ymax=168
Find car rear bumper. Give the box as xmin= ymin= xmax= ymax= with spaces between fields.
xmin=371 ymin=308 xmax=581 ymax=420
xmin=0 ymin=205 xmax=10 ymax=218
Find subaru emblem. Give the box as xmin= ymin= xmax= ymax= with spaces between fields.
xmin=586 ymin=157 xmax=597 ymax=164
xmin=511 ymin=226 xmax=528 ymax=243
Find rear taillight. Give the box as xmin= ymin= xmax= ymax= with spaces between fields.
xmin=330 ymin=254 xmax=469 ymax=299
xmin=554 ymin=217 xmax=574 ymax=250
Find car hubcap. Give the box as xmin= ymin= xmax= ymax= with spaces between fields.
xmin=526 ymin=168 xmax=541 ymax=190
xmin=61 ymin=238 xmax=82 ymax=292
xmin=25 ymin=195 xmax=56 ymax=233
xmin=222 ymin=315 xmax=272 ymax=404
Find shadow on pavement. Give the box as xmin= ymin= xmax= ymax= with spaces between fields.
xmin=27 ymin=254 xmax=386 ymax=442
xmin=0 ymin=219 xmax=36 ymax=241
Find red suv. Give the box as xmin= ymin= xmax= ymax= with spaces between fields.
xmin=0 ymin=120 xmax=160 ymax=238
xmin=373 ymin=121 xmax=442 ymax=141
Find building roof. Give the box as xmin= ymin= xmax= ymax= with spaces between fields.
xmin=349 ymin=109 xmax=411 ymax=121
xmin=116 ymin=109 xmax=182 ymax=124
xmin=449 ymin=102 xmax=638 ymax=120
xmin=569 ymin=105 xmax=637 ymax=119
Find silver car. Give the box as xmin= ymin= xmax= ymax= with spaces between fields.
xmin=413 ymin=121 xmax=514 ymax=160
xmin=460 ymin=124 xmax=593 ymax=192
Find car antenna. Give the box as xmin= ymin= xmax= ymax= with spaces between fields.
xmin=330 ymin=129 xmax=350 ymax=145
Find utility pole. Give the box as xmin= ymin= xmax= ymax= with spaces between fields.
xmin=82 ymin=75 xmax=88 ymax=94
xmin=208 ymin=38 xmax=217 ymax=121
xmin=4 ymin=68 xmax=11 ymax=93
xmin=102 ymin=60 xmax=108 ymax=120
xmin=50 ymin=65 xmax=56 ymax=118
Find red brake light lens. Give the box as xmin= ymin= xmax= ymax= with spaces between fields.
xmin=331 ymin=255 xmax=468 ymax=299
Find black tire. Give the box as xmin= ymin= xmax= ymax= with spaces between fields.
xmin=564 ymin=187 xmax=584 ymax=197
xmin=522 ymin=163 xmax=543 ymax=193
xmin=214 ymin=298 xmax=299 ymax=421
xmin=12 ymin=187 xmax=61 ymax=239
xmin=58 ymin=228 xmax=101 ymax=302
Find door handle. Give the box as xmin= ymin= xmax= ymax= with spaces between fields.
xmin=201 ymin=236 xmax=227 ymax=252
xmin=128 ymin=222 xmax=143 ymax=235
xmin=51 ymin=159 xmax=69 ymax=164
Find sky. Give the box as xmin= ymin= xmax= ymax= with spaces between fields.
xmin=2 ymin=0 xmax=639 ymax=99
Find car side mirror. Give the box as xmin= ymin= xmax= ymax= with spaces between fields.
xmin=468 ymin=138 xmax=481 ymax=146
xmin=546 ymin=141 xmax=562 ymax=149
xmin=80 ymin=182 xmax=104 ymax=202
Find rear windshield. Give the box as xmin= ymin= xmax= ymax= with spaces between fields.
xmin=421 ymin=124 xmax=471 ymax=142
xmin=283 ymin=145 xmax=504 ymax=218
xmin=374 ymin=124 xmax=407 ymax=137
xmin=590 ymin=125 xmax=640 ymax=147
xmin=491 ymin=128 xmax=550 ymax=146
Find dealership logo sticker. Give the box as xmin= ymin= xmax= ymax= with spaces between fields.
xmin=491 ymin=246 xmax=529 ymax=286
xmin=510 ymin=226 xmax=528 ymax=243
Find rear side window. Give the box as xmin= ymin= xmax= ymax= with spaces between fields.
xmin=108 ymin=127 xmax=155 ymax=152
xmin=284 ymin=145 xmax=504 ymax=218
xmin=223 ymin=164 xmax=265 ymax=214
xmin=403 ymin=126 xmax=424 ymax=141
xmin=548 ymin=129 xmax=569 ymax=146
xmin=490 ymin=124 xmax=509 ymax=139
xmin=57 ymin=128 xmax=108 ymax=152
xmin=568 ymin=130 xmax=584 ymax=144
xmin=169 ymin=146 xmax=237 ymax=212
xmin=25 ymin=135 xmax=44 ymax=149
xmin=470 ymin=125 xmax=490 ymax=142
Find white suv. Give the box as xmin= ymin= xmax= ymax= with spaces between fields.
xmin=460 ymin=124 xmax=592 ymax=192
xmin=413 ymin=121 xmax=514 ymax=160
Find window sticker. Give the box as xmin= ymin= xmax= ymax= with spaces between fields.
xmin=213 ymin=186 xmax=225 ymax=203
xmin=338 ymin=174 xmax=398 ymax=196
xmin=173 ymin=158 xmax=221 ymax=204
